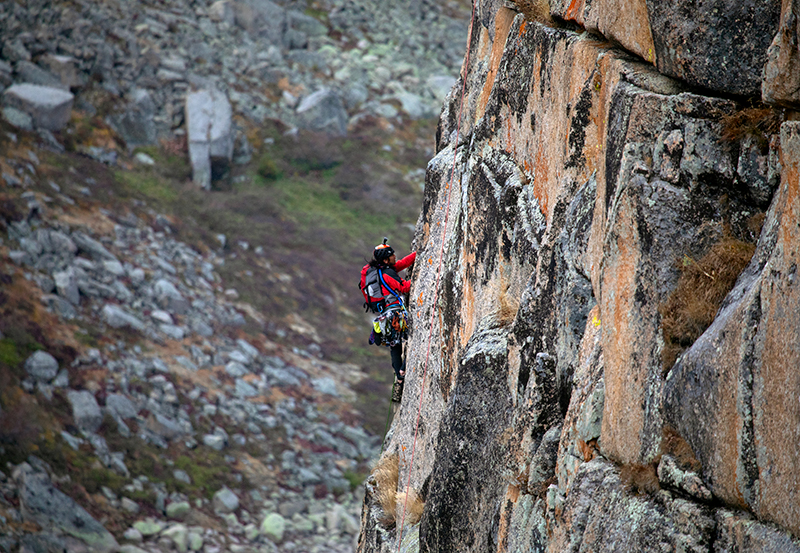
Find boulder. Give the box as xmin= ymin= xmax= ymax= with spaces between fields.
xmin=185 ymin=88 xmax=233 ymax=190
xmin=105 ymin=393 xmax=138 ymax=419
xmin=107 ymin=88 xmax=157 ymax=147
xmin=260 ymin=512 xmax=286 ymax=543
xmin=296 ymin=88 xmax=348 ymax=136
xmin=2 ymin=84 xmax=74 ymax=131
xmin=53 ymin=267 xmax=80 ymax=306
xmin=15 ymin=61 xmax=66 ymax=90
xmin=16 ymin=465 xmax=118 ymax=553
xmin=66 ymin=390 xmax=103 ymax=433
xmin=209 ymin=0 xmax=236 ymax=24
xmin=212 ymin=487 xmax=239 ymax=513
xmin=39 ymin=54 xmax=83 ymax=90
xmin=24 ymin=351 xmax=59 ymax=381
xmin=71 ymin=232 xmax=117 ymax=262
xmin=101 ymin=304 xmax=145 ymax=331
xmin=232 ymin=0 xmax=286 ymax=45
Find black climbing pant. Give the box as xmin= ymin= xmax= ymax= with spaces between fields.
xmin=390 ymin=343 xmax=405 ymax=381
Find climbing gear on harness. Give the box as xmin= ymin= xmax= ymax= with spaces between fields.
xmin=370 ymin=307 xmax=408 ymax=348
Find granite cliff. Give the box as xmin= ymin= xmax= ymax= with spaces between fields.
xmin=360 ymin=0 xmax=800 ymax=551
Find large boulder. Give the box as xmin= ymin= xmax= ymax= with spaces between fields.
xmin=108 ymin=88 xmax=157 ymax=147
xmin=232 ymin=0 xmax=286 ymax=45
xmin=24 ymin=351 xmax=59 ymax=382
xmin=66 ymin=390 xmax=103 ymax=433
xmin=295 ymin=88 xmax=348 ymax=136
xmin=2 ymin=84 xmax=74 ymax=131
xmin=16 ymin=465 xmax=118 ymax=553
xmin=185 ymin=88 xmax=233 ymax=190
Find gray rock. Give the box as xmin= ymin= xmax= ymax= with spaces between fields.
xmin=24 ymin=351 xmax=59 ymax=381
xmin=146 ymin=413 xmax=185 ymax=440
xmin=296 ymin=88 xmax=348 ymax=136
xmin=233 ymin=0 xmax=286 ymax=45
xmin=53 ymin=267 xmax=80 ymax=306
xmin=159 ymin=323 xmax=185 ymax=340
xmin=121 ymin=497 xmax=140 ymax=514
xmin=2 ymin=84 xmax=74 ymax=131
xmin=185 ymin=88 xmax=233 ymax=189
xmin=41 ymin=294 xmax=78 ymax=319
xmin=102 ymin=304 xmax=145 ymax=331
xmin=203 ymin=434 xmax=226 ymax=451
xmin=2 ymin=106 xmax=34 ymax=130
xmin=647 ymin=0 xmax=780 ymax=96
xmin=225 ymin=361 xmax=249 ymax=377
xmin=426 ymin=75 xmax=456 ymax=102
xmin=235 ymin=378 xmax=259 ymax=398
xmin=39 ymin=54 xmax=83 ymax=90
xmin=106 ymin=393 xmax=138 ymax=419
xmin=260 ymin=512 xmax=286 ymax=543
xmin=311 ymin=377 xmax=337 ymax=397
xmin=15 ymin=61 xmax=67 ymax=90
xmin=66 ymin=390 xmax=103 ymax=433
xmin=166 ymin=501 xmax=191 ymax=519
xmin=154 ymin=279 xmax=188 ymax=314
xmin=209 ymin=0 xmax=236 ymax=24
xmin=191 ymin=319 xmax=214 ymax=337
xmin=72 ymin=232 xmax=117 ymax=261
xmin=16 ymin=465 xmax=118 ymax=552
xmin=108 ymin=88 xmax=157 ymax=147
xmin=212 ymin=487 xmax=239 ymax=513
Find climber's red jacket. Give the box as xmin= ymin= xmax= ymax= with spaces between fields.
xmin=360 ymin=252 xmax=416 ymax=310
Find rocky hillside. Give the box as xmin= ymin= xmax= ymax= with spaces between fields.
xmin=0 ymin=0 xmax=472 ymax=552
xmin=360 ymin=0 xmax=800 ymax=551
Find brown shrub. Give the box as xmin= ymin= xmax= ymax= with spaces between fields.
xmin=660 ymin=237 xmax=756 ymax=374
xmin=396 ymin=488 xmax=424 ymax=525
xmin=721 ymin=107 xmax=782 ymax=147
xmin=510 ymin=0 xmax=552 ymax=23
xmin=372 ymin=453 xmax=399 ymax=527
xmin=620 ymin=463 xmax=660 ymax=495
xmin=661 ymin=426 xmax=701 ymax=472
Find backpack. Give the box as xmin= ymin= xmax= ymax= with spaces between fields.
xmin=359 ymin=265 xmax=387 ymax=313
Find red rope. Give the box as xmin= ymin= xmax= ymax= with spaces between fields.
xmin=395 ymin=1 xmax=476 ymax=548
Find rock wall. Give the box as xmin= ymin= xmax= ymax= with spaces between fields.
xmin=359 ymin=0 xmax=800 ymax=551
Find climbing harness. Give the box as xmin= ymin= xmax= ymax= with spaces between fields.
xmin=394 ymin=2 xmax=476 ymax=548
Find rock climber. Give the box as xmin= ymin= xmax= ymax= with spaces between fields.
xmin=359 ymin=238 xmax=416 ymax=402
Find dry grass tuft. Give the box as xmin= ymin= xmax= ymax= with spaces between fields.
xmin=496 ymin=284 xmax=520 ymax=327
xmin=660 ymin=237 xmax=756 ymax=374
xmin=509 ymin=0 xmax=553 ymax=23
xmin=661 ymin=426 xmax=701 ymax=472
xmin=720 ymin=107 xmax=782 ymax=147
xmin=372 ymin=453 xmax=399 ymax=527
xmin=620 ymin=463 xmax=660 ymax=495
xmin=396 ymin=487 xmax=425 ymax=525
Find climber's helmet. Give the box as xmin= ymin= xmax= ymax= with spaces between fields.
xmin=373 ymin=239 xmax=395 ymax=264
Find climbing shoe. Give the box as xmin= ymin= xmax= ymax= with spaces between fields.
xmin=391 ymin=378 xmax=404 ymax=403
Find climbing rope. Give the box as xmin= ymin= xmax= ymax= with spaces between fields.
xmin=395 ymin=1 xmax=477 ymax=547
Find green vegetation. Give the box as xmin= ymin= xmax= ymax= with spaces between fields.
xmin=0 ymin=338 xmax=22 ymax=368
